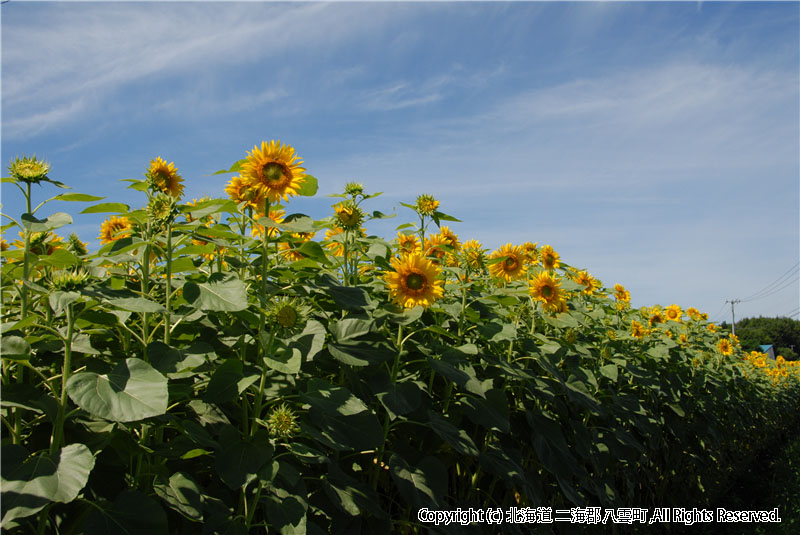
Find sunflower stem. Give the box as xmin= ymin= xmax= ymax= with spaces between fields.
xmin=15 ymin=182 xmax=33 ymax=445
xmin=372 ymin=323 xmax=404 ymax=490
xmin=163 ymin=222 xmax=172 ymax=345
xmin=51 ymin=303 xmax=75 ymax=454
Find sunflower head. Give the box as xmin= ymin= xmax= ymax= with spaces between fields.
xmin=665 ymin=304 xmax=682 ymax=322
xmin=528 ymin=271 xmax=566 ymax=313
xmin=630 ymin=320 xmax=647 ymax=339
xmin=573 ymin=270 xmax=598 ymax=295
xmin=1 ymin=238 xmax=8 ymax=253
xmin=437 ymin=226 xmax=460 ymax=251
xmin=521 ymin=242 xmax=539 ymax=265
xmin=343 ymin=181 xmax=365 ymax=197
xmin=225 ymin=175 xmax=262 ymax=207
xmin=540 ymin=245 xmax=560 ymax=271
xmin=397 ymin=232 xmax=422 ymax=256
xmin=265 ymin=403 xmax=300 ymax=439
xmin=334 ymin=201 xmax=364 ymax=230
xmin=707 ymin=323 xmax=718 ymax=333
xmin=252 ymin=209 xmax=286 ymax=239
xmin=99 ymin=216 xmax=133 ymax=244
xmin=278 ymin=232 xmax=316 ymax=262
xmin=489 ymin=244 xmax=526 ymax=282
xmin=147 ymin=192 xmax=178 ymax=225
xmin=648 ymin=307 xmax=664 ymax=327
xmin=686 ymin=307 xmax=701 ymax=321
xmin=18 ymin=231 xmax=64 ymax=256
xmin=241 ymin=140 xmax=306 ymax=204
xmin=461 ymin=239 xmax=485 ymax=272
xmin=49 ymin=269 xmax=90 ymax=291
xmin=147 ymin=157 xmax=183 ymax=198
xmin=423 ymin=233 xmax=450 ymax=264
xmin=8 ymin=155 xmax=50 ymax=184
xmin=385 ymin=253 xmax=444 ymax=309
xmin=268 ymin=297 xmax=309 ymax=335
xmin=66 ymin=233 xmax=89 ymax=256
xmin=717 ymin=338 xmax=734 ymax=356
xmin=414 ymin=194 xmax=439 ymax=217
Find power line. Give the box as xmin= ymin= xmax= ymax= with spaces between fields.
xmin=741 ymin=275 xmax=799 ymax=303
xmin=739 ymin=262 xmax=799 ymax=302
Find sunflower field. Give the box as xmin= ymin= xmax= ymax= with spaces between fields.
xmin=2 ymin=143 xmax=799 ymax=534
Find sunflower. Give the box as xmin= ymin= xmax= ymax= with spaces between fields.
xmin=573 ymin=270 xmax=598 ymax=295
xmin=613 ymin=283 xmax=631 ymax=309
xmin=540 ymin=245 xmax=560 ymax=271
xmin=728 ymin=333 xmax=740 ymax=346
xmin=415 ymin=194 xmax=439 ymax=217
xmin=665 ymin=304 xmax=682 ymax=322
xmin=99 ymin=216 xmax=133 ymax=244
xmin=252 ymin=209 xmax=286 ymax=239
xmin=147 ymin=157 xmax=183 ymax=198
xmin=325 ymin=226 xmax=366 ymax=257
xmin=334 ymin=202 xmax=364 ymax=230
xmin=437 ymin=226 xmax=460 ymax=251
xmin=679 ymin=333 xmax=689 ymax=345
xmin=8 ymin=155 xmax=50 ymax=184
xmin=521 ymin=242 xmax=539 ymax=265
xmin=385 ymin=253 xmax=443 ymax=309
xmin=13 ymin=231 xmax=65 ymax=257
xmin=278 ymin=232 xmax=315 ymax=262
xmin=717 ymin=338 xmax=734 ymax=356
xmin=461 ymin=239 xmax=485 ymax=271
xmin=489 ymin=243 xmax=526 ymax=282
xmin=706 ymin=323 xmax=718 ymax=333
xmin=0 ymin=238 xmax=8 ymax=253
xmin=686 ymin=307 xmax=701 ymax=321
xmin=648 ymin=307 xmax=664 ymax=327
xmin=397 ymin=232 xmax=422 ymax=255
xmin=240 ymin=140 xmax=306 ymax=204
xmin=528 ymin=271 xmax=566 ymax=313
xmin=631 ymin=320 xmax=647 ymax=339
xmin=423 ymin=233 xmax=450 ymax=263
xmin=225 ymin=175 xmax=262 ymax=206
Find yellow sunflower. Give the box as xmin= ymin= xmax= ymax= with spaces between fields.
xmin=717 ymin=338 xmax=734 ymax=356
xmin=98 ymin=216 xmax=133 ymax=244
xmin=521 ymin=242 xmax=539 ymax=265
xmin=252 ymin=209 xmax=286 ymax=239
xmin=437 ymin=226 xmax=460 ymax=251
xmin=631 ymin=320 xmax=647 ymax=339
xmin=385 ymin=253 xmax=443 ymax=308
xmin=540 ymin=245 xmax=560 ymax=271
xmin=423 ymin=232 xmax=449 ymax=264
xmin=325 ymin=226 xmax=366 ymax=257
xmin=334 ymin=202 xmax=364 ymax=229
xmin=148 ymin=157 xmax=183 ymax=198
xmin=686 ymin=307 xmax=701 ymax=321
xmin=489 ymin=243 xmax=526 ymax=282
xmin=573 ymin=270 xmax=598 ymax=295
xmin=397 ymin=232 xmax=422 ymax=255
xmin=225 ymin=175 xmax=262 ymax=207
xmin=665 ymin=304 xmax=682 ymax=322
xmin=13 ymin=231 xmax=64 ymax=257
xmin=240 ymin=140 xmax=306 ymax=204
xmin=613 ymin=283 xmax=631 ymax=309
xmin=706 ymin=323 xmax=718 ymax=333
xmin=528 ymin=271 xmax=566 ymax=313
xmin=278 ymin=232 xmax=315 ymax=262
xmin=461 ymin=239 xmax=485 ymax=271
xmin=648 ymin=307 xmax=664 ymax=327
xmin=415 ymin=194 xmax=439 ymax=216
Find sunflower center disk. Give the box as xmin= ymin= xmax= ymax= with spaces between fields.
xmin=405 ymin=273 xmax=425 ymax=291
xmin=262 ymin=162 xmax=289 ymax=184
xmin=505 ymin=257 xmax=517 ymax=270
xmin=541 ymin=286 xmax=553 ymax=298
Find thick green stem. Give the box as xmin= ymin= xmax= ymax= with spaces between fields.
xmin=163 ymin=224 xmax=173 ymax=344
xmin=372 ymin=324 xmax=404 ymax=489
xmin=15 ymin=183 xmax=33 ymax=445
xmin=51 ymin=303 xmax=74 ymax=453
xmin=140 ymin=242 xmax=151 ymax=361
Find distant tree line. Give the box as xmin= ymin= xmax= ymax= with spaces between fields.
xmin=721 ymin=316 xmax=800 ymax=361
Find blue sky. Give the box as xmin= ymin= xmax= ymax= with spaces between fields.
xmin=2 ymin=1 xmax=798 ymax=322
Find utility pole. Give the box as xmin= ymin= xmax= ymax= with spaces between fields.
xmin=726 ymin=299 xmax=741 ymax=335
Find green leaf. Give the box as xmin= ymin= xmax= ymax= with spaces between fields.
xmin=327 ymin=343 xmax=394 ymax=367
xmin=322 ymin=464 xmax=386 ymax=518
xmin=20 ymin=212 xmax=72 ymax=232
xmin=53 ymin=193 xmax=105 ymax=202
xmin=1 ymin=336 xmax=32 ymax=361
xmin=182 ymin=198 xmax=237 ymax=218
xmin=106 ymin=297 xmax=165 ymax=313
xmin=330 ymin=318 xmax=374 ymax=343
xmin=426 ymin=411 xmax=479 ymax=456
xmin=36 ymin=248 xmax=79 ymax=268
xmin=203 ymin=359 xmax=247 ymax=404
xmin=183 ymin=273 xmax=248 ymax=312
xmin=67 ymin=358 xmax=168 ymax=422
xmin=48 ymin=291 xmax=80 ymax=315
xmin=295 ymin=240 xmax=331 ymax=265
xmin=80 ymin=202 xmax=130 ymax=214
xmin=301 ymin=379 xmax=383 ymax=451
xmin=279 ymin=215 xmax=316 ymax=233
xmin=1 ymin=444 xmax=95 ymax=527
xmin=212 ymin=159 xmax=246 ymax=175
xmin=153 ymin=472 xmax=204 ymax=522
xmin=84 ymin=490 xmax=168 ymax=535
xmin=599 ymin=364 xmax=619 ymax=382
xmin=388 ymin=454 xmax=444 ymax=510
xmin=214 ymin=427 xmax=273 ymax=490
xmin=296 ymin=174 xmax=318 ymax=197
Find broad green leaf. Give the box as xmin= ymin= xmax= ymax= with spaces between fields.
xmin=1 ymin=336 xmax=31 ymax=361
xmin=1 ymin=443 xmax=95 ymax=527
xmin=459 ymin=389 xmax=510 ymax=433
xmin=212 ymin=159 xmax=245 ymax=175
xmin=20 ymin=212 xmax=72 ymax=232
xmin=67 ymin=358 xmax=168 ymax=422
xmin=203 ymin=359 xmax=245 ymax=404
xmin=153 ymin=472 xmax=204 ymax=522
xmin=183 ymin=273 xmax=247 ymax=312
xmin=84 ymin=490 xmax=168 ymax=535
xmin=296 ymin=174 xmax=318 ymax=197
xmin=327 ymin=343 xmax=393 ymax=367
xmin=295 ymin=240 xmax=331 ymax=265
xmin=279 ymin=215 xmax=316 ymax=233
xmin=79 ymin=202 xmax=130 ymax=214
xmin=36 ymin=248 xmax=79 ymax=268
xmin=322 ymin=464 xmax=386 ymax=518
xmin=330 ymin=318 xmax=374 ymax=343
xmin=599 ymin=364 xmax=619 ymax=382
xmin=106 ymin=297 xmax=164 ymax=313
xmin=214 ymin=427 xmax=273 ymax=489
xmin=48 ymin=291 xmax=80 ymax=315
xmin=426 ymin=411 xmax=479 ymax=456
xmin=388 ymin=454 xmax=444 ymax=510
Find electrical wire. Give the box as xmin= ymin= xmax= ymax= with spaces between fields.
xmin=739 ymin=262 xmax=799 ymax=303
xmin=740 ymin=275 xmax=799 ymax=303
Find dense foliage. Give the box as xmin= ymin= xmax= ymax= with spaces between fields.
xmin=721 ymin=317 xmax=800 ymax=361
xmin=2 ymin=146 xmax=799 ymax=534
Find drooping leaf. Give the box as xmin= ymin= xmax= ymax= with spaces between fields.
xmin=183 ymin=273 xmax=248 ymax=312
xmin=1 ymin=336 xmax=31 ymax=361
xmin=20 ymin=212 xmax=72 ymax=232
xmin=214 ymin=427 xmax=273 ymax=490
xmin=153 ymin=472 xmax=204 ymax=522
xmin=67 ymin=358 xmax=168 ymax=422
xmin=1 ymin=444 xmax=95 ymax=527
